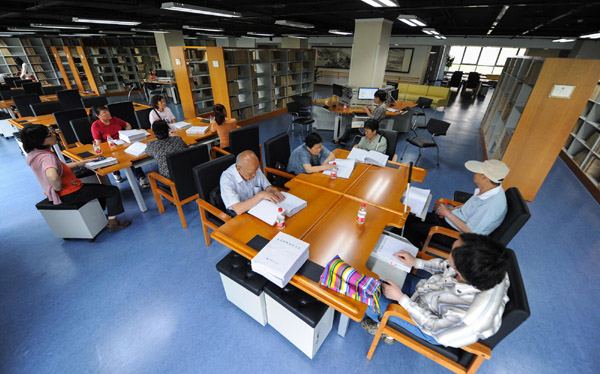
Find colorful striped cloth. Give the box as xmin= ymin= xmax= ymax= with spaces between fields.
xmin=320 ymin=255 xmax=381 ymax=315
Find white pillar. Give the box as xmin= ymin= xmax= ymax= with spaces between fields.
xmin=154 ymin=30 xmax=185 ymax=71
xmin=348 ymin=18 xmax=393 ymax=88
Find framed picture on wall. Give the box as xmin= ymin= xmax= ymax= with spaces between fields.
xmin=386 ymin=48 xmax=414 ymax=73
xmin=316 ymin=47 xmax=352 ymax=69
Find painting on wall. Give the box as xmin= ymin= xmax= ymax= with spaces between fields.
xmin=316 ymin=47 xmax=352 ymax=69
xmin=386 ymin=48 xmax=414 ymax=73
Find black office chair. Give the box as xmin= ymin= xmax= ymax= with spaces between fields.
xmin=263 ymin=132 xmax=295 ymax=188
xmin=53 ymin=108 xmax=88 ymax=147
xmin=57 ymin=89 xmax=84 ymax=110
xmin=0 ymin=84 xmax=12 ymax=92
xmin=462 ymin=72 xmax=480 ymax=98
xmin=286 ymin=102 xmax=314 ymax=139
xmin=423 ymin=187 xmax=531 ymax=258
xmin=367 ymin=248 xmax=530 ymax=374
xmin=127 ymin=82 xmax=144 ymax=102
xmin=144 ymin=82 xmax=166 ymax=103
xmin=411 ymin=97 xmax=433 ymax=133
xmin=30 ymin=101 xmax=63 ymax=116
xmin=400 ymin=118 xmax=450 ymax=166
xmin=212 ymin=125 xmax=263 ymax=168
xmin=0 ymin=89 xmax=25 ymax=100
xmin=107 ymin=101 xmax=139 ymax=129
xmin=13 ymin=94 xmax=41 ymax=117
xmin=69 ymin=117 xmax=94 ymax=145
xmin=134 ymin=107 xmax=153 ymax=130
xmin=81 ymin=96 xmax=108 ymax=108
xmin=292 ymin=95 xmax=312 ymax=118
xmin=448 ymin=71 xmax=463 ymax=91
xmin=147 ymin=144 xmax=210 ymax=229
xmin=4 ymin=77 xmax=20 ymax=88
xmin=14 ymin=79 xmax=33 ymax=88
xmin=41 ymin=85 xmax=63 ymax=95
xmin=378 ymin=129 xmax=399 ymax=161
xmin=193 ymin=154 xmax=235 ymax=246
xmin=22 ymin=82 xmax=43 ymax=95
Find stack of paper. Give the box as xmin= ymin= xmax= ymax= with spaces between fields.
xmin=322 ymin=158 xmax=356 ymax=179
xmin=185 ymin=126 xmax=209 ymax=135
xmin=370 ymin=234 xmax=419 ymax=273
xmin=251 ymin=232 xmax=310 ymax=288
xmin=124 ymin=142 xmax=147 ymax=157
xmin=347 ymin=147 xmax=389 ymax=167
xmin=401 ymin=187 xmax=432 ymax=221
xmin=169 ymin=121 xmax=192 ymax=131
xmin=85 ymin=157 xmax=118 ymax=170
xmin=118 ymin=129 xmax=148 ymax=143
xmin=248 ymin=191 xmax=307 ymax=225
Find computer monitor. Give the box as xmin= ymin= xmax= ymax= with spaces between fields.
xmin=332 ymin=83 xmax=344 ymax=97
xmin=155 ymin=69 xmax=168 ymax=78
xmin=386 ymin=81 xmax=399 ymax=88
xmin=389 ymin=89 xmax=399 ymax=102
xmin=358 ymin=87 xmax=378 ymax=100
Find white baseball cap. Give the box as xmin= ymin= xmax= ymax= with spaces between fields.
xmin=465 ymin=160 xmax=510 ymax=184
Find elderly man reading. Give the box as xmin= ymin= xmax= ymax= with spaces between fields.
xmin=220 ymin=150 xmax=285 ymax=216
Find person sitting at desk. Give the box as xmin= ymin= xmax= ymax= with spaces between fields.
xmin=220 ymin=150 xmax=285 ymax=216
xmin=335 ymin=89 xmax=388 ymax=146
xmin=149 ymin=95 xmax=176 ymax=124
xmin=211 ymin=103 xmax=238 ymax=151
xmin=353 ymin=119 xmax=387 ymax=154
xmin=21 ymin=124 xmax=131 ymax=232
xmin=287 ymin=132 xmax=335 ymax=175
xmin=145 ymin=120 xmax=186 ymax=180
xmin=362 ymin=233 xmax=510 ymax=347
xmin=398 ymin=159 xmax=510 ymax=248
xmin=89 ymin=105 xmax=148 ymax=188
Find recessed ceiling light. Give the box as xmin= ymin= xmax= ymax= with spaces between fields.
xmin=72 ymin=17 xmax=140 ymax=26
xmin=31 ymin=23 xmax=90 ymax=30
xmin=59 ymin=33 xmax=107 ymax=37
xmin=329 ymin=30 xmax=353 ymax=36
xmin=552 ymin=38 xmax=576 ymax=43
xmin=275 ymin=20 xmax=315 ymax=29
xmin=580 ymin=32 xmax=600 ymax=39
xmin=131 ymin=28 xmax=169 ymax=34
xmin=397 ymin=15 xmax=426 ymax=27
xmin=247 ymin=32 xmax=274 ymax=37
xmin=361 ymin=0 xmax=398 ymax=7
xmin=161 ymin=2 xmax=241 ymax=18
xmin=183 ymin=25 xmax=224 ymax=32
xmin=100 ymin=30 xmax=137 ymax=35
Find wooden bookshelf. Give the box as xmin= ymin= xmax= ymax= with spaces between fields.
xmin=0 ymin=37 xmax=62 ymax=86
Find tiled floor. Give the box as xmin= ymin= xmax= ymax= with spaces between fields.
xmin=1 ymin=88 xmax=599 ymax=373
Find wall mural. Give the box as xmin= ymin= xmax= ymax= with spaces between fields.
xmin=386 ymin=48 xmax=414 ymax=73
xmin=316 ymin=47 xmax=414 ymax=74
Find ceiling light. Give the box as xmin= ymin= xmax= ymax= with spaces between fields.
xmin=399 ymin=19 xmax=417 ymax=27
xmin=241 ymin=35 xmax=256 ymax=39
xmin=183 ymin=25 xmax=224 ymax=32
xmin=397 ymin=15 xmax=426 ymax=27
xmin=552 ymin=38 xmax=576 ymax=43
xmin=247 ymin=32 xmax=274 ymax=37
xmin=422 ymin=28 xmax=437 ymax=35
xmin=580 ymin=32 xmax=600 ymax=39
xmin=72 ymin=17 xmax=140 ymax=26
xmin=361 ymin=0 xmax=398 ymax=7
xmin=283 ymin=35 xmax=308 ymax=39
xmin=131 ymin=28 xmax=169 ymax=34
xmin=196 ymin=32 xmax=227 ymax=38
xmin=0 ymin=34 xmax=12 ymax=37
xmin=59 ymin=33 xmax=107 ymax=37
xmin=7 ymin=27 xmax=44 ymax=32
xmin=161 ymin=2 xmax=241 ymax=18
xmin=100 ymin=30 xmax=137 ymax=35
xmin=31 ymin=23 xmax=89 ymax=30
xmin=487 ymin=5 xmax=509 ymax=36
xmin=275 ymin=20 xmax=315 ymax=29
xmin=329 ymin=30 xmax=353 ymax=36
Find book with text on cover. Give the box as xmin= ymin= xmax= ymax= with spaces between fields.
xmin=347 ymin=147 xmax=389 ymax=167
xmin=251 ymin=232 xmax=310 ymax=288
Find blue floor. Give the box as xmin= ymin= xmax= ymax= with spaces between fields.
xmin=1 ymin=88 xmax=599 ymax=374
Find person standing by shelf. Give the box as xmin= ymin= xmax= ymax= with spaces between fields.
xmin=149 ymin=95 xmax=176 ymax=124
xmin=210 ymin=103 xmax=238 ymax=152
xmin=14 ymin=57 xmax=33 ymax=80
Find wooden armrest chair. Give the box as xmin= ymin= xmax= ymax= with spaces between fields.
xmin=211 ymin=125 xmax=264 ymax=170
xmin=367 ymin=248 xmax=530 ymax=374
xmin=147 ymin=144 xmax=210 ymax=229
xmin=263 ymin=132 xmax=295 ymax=188
xmin=193 ymin=154 xmax=236 ymax=246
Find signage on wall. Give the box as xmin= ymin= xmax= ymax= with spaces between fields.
xmin=549 ymin=84 xmax=575 ymax=99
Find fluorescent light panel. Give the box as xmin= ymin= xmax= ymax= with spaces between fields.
xmin=183 ymin=25 xmax=224 ymax=32
xmin=329 ymin=29 xmax=353 ymax=35
xmin=247 ymin=32 xmax=274 ymax=37
xmin=31 ymin=23 xmax=89 ymax=30
xmin=283 ymin=35 xmax=307 ymax=39
xmin=275 ymin=20 xmax=314 ymax=29
xmin=552 ymin=38 xmax=576 ymax=43
xmin=580 ymin=32 xmax=600 ymax=39
xmin=59 ymin=33 xmax=107 ymax=37
xmin=131 ymin=28 xmax=169 ymax=34
xmin=397 ymin=15 xmax=426 ymax=27
xmin=72 ymin=17 xmax=140 ymax=26
xmin=161 ymin=2 xmax=241 ymax=18
xmin=361 ymin=0 xmax=398 ymax=7
xmin=101 ymin=30 xmax=137 ymax=35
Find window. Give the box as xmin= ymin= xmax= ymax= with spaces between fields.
xmin=448 ymin=45 xmax=528 ymax=75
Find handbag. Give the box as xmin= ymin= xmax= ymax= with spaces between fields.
xmin=320 ymin=255 xmax=381 ymax=315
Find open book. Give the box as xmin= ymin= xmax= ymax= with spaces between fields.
xmin=185 ymin=126 xmax=209 ymax=135
xmin=124 ymin=142 xmax=147 ymax=157
xmin=370 ymin=233 xmax=419 ymax=273
xmin=248 ymin=191 xmax=307 ymax=226
xmin=322 ymin=158 xmax=356 ymax=179
xmin=85 ymin=157 xmax=118 ymax=170
xmin=401 ymin=186 xmax=432 ymax=221
xmin=169 ymin=121 xmax=192 ymax=131
xmin=347 ymin=147 xmax=389 ymax=167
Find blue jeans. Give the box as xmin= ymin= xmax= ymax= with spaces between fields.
xmin=366 ymin=274 xmax=441 ymax=345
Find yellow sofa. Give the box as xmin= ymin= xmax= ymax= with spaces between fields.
xmin=395 ymin=84 xmax=450 ymax=108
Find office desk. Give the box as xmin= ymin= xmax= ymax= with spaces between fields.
xmin=142 ymin=80 xmax=179 ymax=104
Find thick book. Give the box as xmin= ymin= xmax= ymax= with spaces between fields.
xmin=322 ymin=158 xmax=356 ymax=179
xmin=251 ymin=232 xmax=310 ymax=288
xmin=347 ymin=147 xmax=389 ymax=167
xmin=85 ymin=157 xmax=118 ymax=170
xmin=401 ymin=186 xmax=432 ymax=221
xmin=370 ymin=232 xmax=419 ymax=273
xmin=247 ymin=191 xmax=307 ymax=226
xmin=118 ymin=129 xmax=149 ymax=143
xmin=185 ymin=125 xmax=209 ymax=135
xmin=169 ymin=121 xmax=192 ymax=131
xmin=124 ymin=142 xmax=147 ymax=157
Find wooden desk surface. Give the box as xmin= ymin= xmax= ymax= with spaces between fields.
xmin=142 ymin=80 xmax=177 ymax=85
xmin=324 ymin=99 xmax=417 ymax=116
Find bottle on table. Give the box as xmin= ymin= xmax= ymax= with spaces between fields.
xmin=330 ymin=162 xmax=337 ymax=180
xmin=343 ymin=102 xmax=348 ymax=111
xmin=357 ymin=203 xmax=367 ymax=225
xmin=276 ymin=207 xmax=285 ymax=230
xmin=107 ymin=136 xmax=116 ymax=150
xmin=93 ymin=142 xmax=102 ymax=155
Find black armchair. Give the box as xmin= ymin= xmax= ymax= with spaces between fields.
xmin=107 ymin=101 xmax=139 ymax=129
xmin=30 ymin=101 xmax=63 ymax=116
xmin=53 ymin=108 xmax=88 ymax=147
xmin=81 ymin=96 xmax=108 ymax=108
xmin=135 ymin=107 xmax=153 ymax=130
xmin=401 ymin=118 xmax=451 ymax=166
xmin=70 ymin=117 xmax=94 ymax=145
xmin=22 ymin=82 xmax=43 ymax=95
xmin=211 ymin=125 xmax=263 ymax=169
xmin=57 ymin=89 xmax=84 ymax=110
xmin=462 ymin=72 xmax=480 ymax=97
xmin=13 ymin=94 xmax=41 ymax=117
xmin=449 ymin=71 xmax=463 ymax=91
xmin=378 ymin=129 xmax=399 ymax=161
xmin=263 ymin=132 xmax=295 ymax=188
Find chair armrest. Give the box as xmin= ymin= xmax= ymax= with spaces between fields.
xmin=264 ymin=166 xmax=295 ymax=181
xmin=391 ymin=154 xmax=398 ymax=162
xmin=432 ymin=198 xmax=463 ymax=212
xmin=422 ymin=226 xmax=462 ymax=258
xmin=211 ymin=146 xmax=230 ymax=159
xmin=196 ymin=198 xmax=232 ymax=222
xmin=147 ymin=171 xmax=175 ymax=188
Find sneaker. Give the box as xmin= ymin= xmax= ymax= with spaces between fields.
xmin=361 ymin=318 xmax=379 ymax=335
xmin=382 ymin=333 xmax=396 ymax=345
xmin=139 ymin=176 xmax=149 ymax=188
xmin=114 ymin=174 xmax=125 ymax=183
xmin=106 ymin=219 xmax=131 ymax=232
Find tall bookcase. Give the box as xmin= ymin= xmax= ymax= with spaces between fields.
xmin=480 ymin=57 xmax=600 ymax=201
xmin=561 ymin=84 xmax=600 ymax=202
xmin=0 ymin=38 xmax=61 ymax=86
xmin=50 ymin=46 xmax=78 ymax=89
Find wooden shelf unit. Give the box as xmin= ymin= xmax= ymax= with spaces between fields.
xmin=480 ymin=57 xmax=600 ymax=201
xmin=0 ymin=37 xmax=62 ymax=86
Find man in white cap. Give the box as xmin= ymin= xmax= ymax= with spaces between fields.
xmin=399 ymin=159 xmax=510 ymax=248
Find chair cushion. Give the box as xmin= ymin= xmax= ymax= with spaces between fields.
xmin=36 ymin=198 xmax=89 ymax=210
xmin=209 ymin=186 xmax=227 ymax=214
xmin=397 ymin=83 xmax=409 ymax=94
xmin=216 ymin=251 xmax=268 ymax=296
xmin=263 ymin=282 xmax=330 ymax=328
xmin=407 ymin=137 xmax=436 ymax=148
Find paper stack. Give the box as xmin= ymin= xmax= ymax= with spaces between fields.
xmin=251 ymin=232 xmax=310 ymax=288
xmin=169 ymin=121 xmax=192 ymax=131
xmin=347 ymin=147 xmax=389 ymax=167
xmin=186 ymin=126 xmax=209 ymax=135
xmin=124 ymin=142 xmax=147 ymax=157
xmin=370 ymin=233 xmax=419 ymax=273
xmin=322 ymin=158 xmax=356 ymax=179
xmin=85 ymin=157 xmax=118 ymax=170
xmin=248 ymin=191 xmax=307 ymax=225
xmin=118 ymin=129 xmax=148 ymax=143
xmin=401 ymin=187 xmax=432 ymax=221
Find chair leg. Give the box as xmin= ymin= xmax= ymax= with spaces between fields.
xmin=198 ymin=206 xmax=212 ymax=246
xmin=366 ymin=324 xmax=385 ymax=360
xmin=415 ymin=148 xmax=423 ymax=166
xmin=400 ymin=143 xmax=409 ymax=160
xmin=176 ymin=203 xmax=188 ymax=229
xmin=436 ymin=146 xmax=440 ymax=166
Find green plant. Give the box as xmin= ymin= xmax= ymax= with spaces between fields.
xmin=445 ymin=56 xmax=455 ymax=68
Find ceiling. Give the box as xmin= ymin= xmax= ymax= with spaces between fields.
xmin=1 ymin=0 xmax=600 ymax=40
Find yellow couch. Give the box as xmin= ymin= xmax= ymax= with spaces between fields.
xmin=396 ymin=84 xmax=450 ymax=108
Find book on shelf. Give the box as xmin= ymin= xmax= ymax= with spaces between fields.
xmin=583 ymin=157 xmax=600 ymax=180
xmin=124 ymin=142 xmax=147 ymax=157
xmin=118 ymin=129 xmax=149 ymax=143
xmin=247 ymin=191 xmax=307 ymax=226
xmin=585 ymin=132 xmax=599 ymax=149
xmin=85 ymin=157 xmax=118 ymax=170
xmin=573 ymin=150 xmax=588 ymax=166
xmin=347 ymin=147 xmax=389 ymax=167
xmin=169 ymin=121 xmax=192 ymax=131
xmin=322 ymin=158 xmax=356 ymax=179
xmin=370 ymin=232 xmax=419 ymax=273
xmin=251 ymin=232 xmax=309 ymax=288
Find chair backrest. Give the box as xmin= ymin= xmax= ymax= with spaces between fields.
xmin=14 ymin=79 xmax=33 ymax=88
xmin=30 ymin=101 xmax=63 ymax=116
xmin=13 ymin=94 xmax=41 ymax=117
xmin=57 ymin=89 xmax=84 ymax=110
xmin=53 ymin=108 xmax=88 ymax=145
xmin=416 ymin=97 xmax=433 ymax=110
xmin=0 ymin=89 xmax=24 ymax=100
xmin=490 ymin=187 xmax=531 ymax=246
xmin=4 ymin=77 xmax=20 ymax=88
xmin=166 ymin=144 xmax=210 ymax=200
xmin=292 ymin=95 xmax=312 ymax=108
xmin=426 ymin=118 xmax=450 ymax=136
xmin=107 ymin=101 xmax=139 ymax=129
xmin=135 ymin=107 xmax=153 ymax=130
xmin=229 ymin=126 xmax=261 ymax=160
xmin=81 ymin=96 xmax=108 ymax=108
xmin=449 ymin=71 xmax=463 ymax=87
xmin=41 ymin=85 xmax=63 ymax=95
xmin=0 ymin=84 xmax=12 ymax=92
xmin=264 ymin=132 xmax=291 ymax=169
xmin=465 ymin=72 xmax=480 ymax=88
xmin=70 ymin=117 xmax=94 ymax=144
xmin=193 ymin=154 xmax=236 ymax=204
xmin=286 ymin=101 xmax=302 ymax=114
xmin=378 ymin=129 xmax=399 ymax=159
xmin=22 ymin=82 xmax=43 ymax=95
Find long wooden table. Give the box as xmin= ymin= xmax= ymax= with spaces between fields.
xmin=211 ymin=149 xmax=427 ymax=336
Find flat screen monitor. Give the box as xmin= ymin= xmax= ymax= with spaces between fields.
xmin=358 ymin=87 xmax=378 ymax=100
xmin=390 ymin=89 xmax=399 ymax=102
xmin=332 ymin=83 xmax=344 ymax=97
xmin=386 ymin=81 xmax=399 ymax=88
xmin=155 ymin=69 xmax=168 ymax=78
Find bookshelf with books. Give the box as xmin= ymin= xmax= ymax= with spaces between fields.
xmin=49 ymin=46 xmax=78 ymax=90
xmin=480 ymin=57 xmax=600 ymax=201
xmin=0 ymin=38 xmax=61 ymax=86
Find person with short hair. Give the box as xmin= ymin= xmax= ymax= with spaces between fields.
xmin=220 ymin=150 xmax=285 ymax=216
xmin=211 ymin=103 xmax=238 ymax=151
xmin=335 ymin=89 xmax=388 ymax=146
xmin=353 ymin=119 xmax=387 ymax=154
xmin=21 ymin=124 xmax=130 ymax=232
xmin=362 ymin=233 xmax=510 ymax=347
xmin=149 ymin=95 xmax=176 ymax=124
xmin=145 ymin=120 xmax=187 ymax=179
xmin=287 ymin=132 xmax=336 ymax=175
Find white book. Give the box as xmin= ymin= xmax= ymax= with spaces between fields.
xmin=370 ymin=233 xmax=419 ymax=273
xmin=118 ymin=129 xmax=149 ymax=143
xmin=124 ymin=142 xmax=147 ymax=157
xmin=347 ymin=147 xmax=389 ymax=167
xmin=351 ymin=120 xmax=365 ymax=128
xmin=85 ymin=157 xmax=118 ymax=170
xmin=322 ymin=158 xmax=356 ymax=179
xmin=251 ymin=232 xmax=310 ymax=288
xmin=387 ymin=108 xmax=399 ymax=113
xmin=112 ymin=139 xmax=125 ymax=146
xmin=247 ymin=191 xmax=307 ymax=226
xmin=169 ymin=121 xmax=192 ymax=130
xmin=401 ymin=187 xmax=433 ymax=221
xmin=185 ymin=126 xmax=209 ymax=135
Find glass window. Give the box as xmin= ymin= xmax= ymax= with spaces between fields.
xmin=460 ymin=64 xmax=476 ymax=73
xmin=492 ymin=67 xmax=504 ymax=75
xmin=517 ymin=48 xmax=527 ymax=56
xmin=497 ymin=48 xmax=519 ymax=66
xmin=449 ymin=46 xmax=465 ymax=64
xmin=475 ymin=65 xmax=494 ymax=75
xmin=478 ymin=47 xmax=500 ymax=66
xmin=462 ymin=47 xmax=481 ymax=64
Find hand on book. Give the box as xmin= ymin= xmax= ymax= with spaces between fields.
xmin=382 ymin=280 xmax=404 ymax=302
xmin=262 ymin=187 xmax=285 ymax=204
xmin=394 ymin=250 xmax=416 ymax=268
